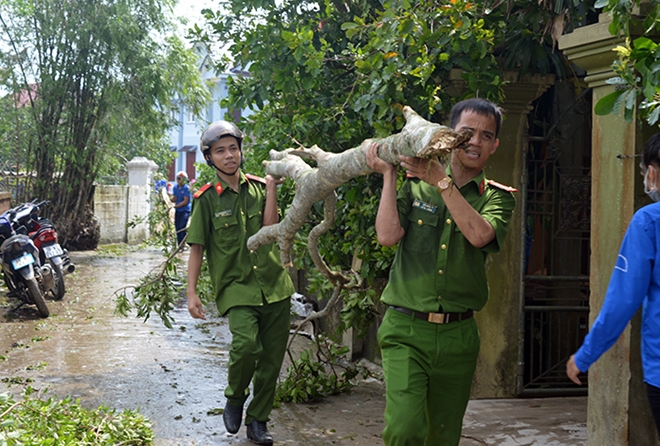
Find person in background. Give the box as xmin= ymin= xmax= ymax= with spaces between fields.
xmin=366 ymin=98 xmax=516 ymax=446
xmin=171 ymin=171 xmax=192 ymax=247
xmin=186 ymin=120 xmax=294 ymax=446
xmin=567 ymin=133 xmax=660 ymax=436
xmin=154 ymin=172 xmax=168 ymax=194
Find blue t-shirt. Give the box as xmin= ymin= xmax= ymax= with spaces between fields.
xmin=173 ymin=183 xmax=192 ymax=213
xmin=575 ymin=202 xmax=660 ymax=388
xmin=155 ymin=179 xmax=168 ymax=192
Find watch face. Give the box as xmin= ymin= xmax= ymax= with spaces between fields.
xmin=439 ymin=179 xmax=450 ymax=190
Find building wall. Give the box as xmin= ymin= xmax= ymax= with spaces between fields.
xmin=95 ymin=186 xmax=129 ymax=244
xmin=95 ymin=157 xmax=156 ymax=245
xmin=167 ymin=50 xmax=253 ymax=182
xmin=95 ymin=184 xmax=153 ymax=245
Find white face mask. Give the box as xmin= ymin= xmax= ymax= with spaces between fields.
xmin=644 ymin=168 xmax=660 ymax=202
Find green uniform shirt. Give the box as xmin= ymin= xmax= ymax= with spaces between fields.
xmin=380 ymin=167 xmax=516 ymax=313
xmin=187 ymin=171 xmax=295 ymax=315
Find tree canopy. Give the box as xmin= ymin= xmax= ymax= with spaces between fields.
xmin=184 ymin=0 xmax=596 ymax=329
xmin=0 ymin=0 xmax=210 ymax=248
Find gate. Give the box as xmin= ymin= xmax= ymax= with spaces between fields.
xmin=519 ymin=90 xmax=592 ymax=396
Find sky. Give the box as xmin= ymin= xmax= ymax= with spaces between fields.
xmin=172 ymin=0 xmax=218 ymax=36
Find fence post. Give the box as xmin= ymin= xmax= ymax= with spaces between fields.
xmin=125 ymin=157 xmax=158 ymax=245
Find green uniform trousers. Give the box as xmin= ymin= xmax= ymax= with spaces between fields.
xmin=378 ymin=308 xmax=480 ymax=446
xmin=225 ymin=297 xmax=290 ymax=425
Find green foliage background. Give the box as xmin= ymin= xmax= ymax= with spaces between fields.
xmin=0 ymin=0 xmax=210 ymax=248
xmin=593 ymin=0 xmax=660 ymax=126
xmin=187 ymin=0 xmax=597 ymax=332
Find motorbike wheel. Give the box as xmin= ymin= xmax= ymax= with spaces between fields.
xmin=4 ymin=271 xmax=16 ymax=292
xmin=26 ymin=278 xmax=49 ymax=318
xmin=50 ymin=262 xmax=65 ymax=300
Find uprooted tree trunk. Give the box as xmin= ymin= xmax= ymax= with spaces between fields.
xmin=247 ymin=106 xmax=471 ymax=330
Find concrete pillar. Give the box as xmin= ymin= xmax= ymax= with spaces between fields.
xmin=126 ymin=156 xmax=158 ymax=187
xmin=126 ymin=157 xmax=158 ymax=245
xmin=445 ymin=69 xmax=555 ymax=397
xmin=559 ymin=13 xmax=658 ymax=446
xmin=475 ymin=72 xmax=556 ymax=398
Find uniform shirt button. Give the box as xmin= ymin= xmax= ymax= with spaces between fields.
xmin=225 ymin=223 xmax=229 ymax=228
xmin=438 ymin=295 xmax=443 ymax=300
xmin=441 ymin=244 xmax=447 ymax=250
xmin=438 ymin=270 xmax=444 ymax=275
xmin=253 ymin=265 xmax=258 ymax=270
xmin=446 ymin=219 xmax=452 ymax=224
xmin=417 ymin=219 xmax=423 ymax=225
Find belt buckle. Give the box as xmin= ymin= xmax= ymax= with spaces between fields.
xmin=428 ymin=312 xmax=446 ymax=324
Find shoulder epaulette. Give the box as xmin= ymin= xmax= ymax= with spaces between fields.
xmin=193 ymin=183 xmax=213 ymax=199
xmin=245 ymin=173 xmax=267 ymax=184
xmin=487 ymin=180 xmax=518 ymax=193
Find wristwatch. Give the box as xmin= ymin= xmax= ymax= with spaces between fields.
xmin=437 ymin=177 xmax=453 ymax=193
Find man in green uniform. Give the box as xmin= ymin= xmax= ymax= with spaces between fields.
xmin=186 ymin=120 xmax=294 ymax=446
xmin=366 ymin=98 xmax=516 ymax=446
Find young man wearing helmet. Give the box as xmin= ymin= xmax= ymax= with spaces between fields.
xmin=186 ymin=120 xmax=294 ymax=446
xmin=171 ymin=171 xmax=192 ymax=247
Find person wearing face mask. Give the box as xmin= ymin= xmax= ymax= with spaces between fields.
xmin=567 ymin=133 xmax=660 ymax=435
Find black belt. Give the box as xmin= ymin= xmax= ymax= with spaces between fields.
xmin=389 ymin=306 xmax=474 ymax=324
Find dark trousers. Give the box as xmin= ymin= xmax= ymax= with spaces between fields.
xmin=175 ymin=210 xmax=190 ymax=246
xmin=646 ymin=382 xmax=660 ymax=437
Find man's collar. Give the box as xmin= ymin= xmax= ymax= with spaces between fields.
xmin=215 ymin=170 xmax=245 ymax=194
xmin=446 ymin=165 xmax=487 ymax=195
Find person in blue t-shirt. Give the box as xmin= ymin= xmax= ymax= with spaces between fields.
xmin=567 ymin=133 xmax=660 ymax=435
xmin=171 ymin=171 xmax=192 ymax=247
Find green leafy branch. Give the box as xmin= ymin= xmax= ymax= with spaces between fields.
xmin=594 ymin=0 xmax=660 ymax=125
xmin=275 ymin=335 xmax=371 ymax=404
xmin=0 ymin=387 xmax=153 ymax=445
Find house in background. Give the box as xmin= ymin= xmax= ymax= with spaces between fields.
xmin=167 ymin=47 xmax=251 ymax=183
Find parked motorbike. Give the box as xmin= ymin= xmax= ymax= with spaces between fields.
xmin=0 ymin=215 xmax=51 ymax=318
xmin=5 ymin=200 xmax=74 ymax=300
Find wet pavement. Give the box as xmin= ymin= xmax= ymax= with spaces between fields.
xmin=0 ymin=247 xmax=587 ymax=445
xmin=461 ymin=397 xmax=586 ymax=445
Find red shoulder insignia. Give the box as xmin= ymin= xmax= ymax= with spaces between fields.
xmin=193 ymin=183 xmax=213 ymax=199
xmin=245 ymin=173 xmax=267 ymax=184
xmin=487 ymin=180 xmax=518 ymax=193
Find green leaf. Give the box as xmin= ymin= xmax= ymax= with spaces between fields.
xmin=647 ymin=106 xmax=660 ymax=126
xmin=633 ymin=37 xmax=657 ymax=51
xmin=624 ymin=104 xmax=634 ymax=122
xmin=594 ymin=90 xmax=626 ymax=116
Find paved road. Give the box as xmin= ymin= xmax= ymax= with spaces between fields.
xmin=0 ymin=247 xmax=587 ymax=445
